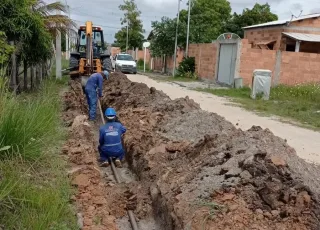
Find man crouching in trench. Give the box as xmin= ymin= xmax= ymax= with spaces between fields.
xmin=98 ymin=107 xmax=127 ymax=168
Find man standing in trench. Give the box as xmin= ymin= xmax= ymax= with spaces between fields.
xmin=85 ymin=70 xmax=109 ymax=121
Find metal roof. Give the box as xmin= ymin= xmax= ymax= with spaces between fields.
xmin=243 ymin=13 xmax=320 ymax=29
xmin=282 ymin=32 xmax=320 ymax=42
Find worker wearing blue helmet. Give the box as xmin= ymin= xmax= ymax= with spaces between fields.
xmin=85 ymin=70 xmax=109 ymax=121
xmin=98 ymin=108 xmax=127 ymax=167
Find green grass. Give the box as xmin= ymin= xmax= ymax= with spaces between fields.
xmin=198 ymin=84 xmax=320 ymax=129
xmin=0 ymin=77 xmax=77 ymax=229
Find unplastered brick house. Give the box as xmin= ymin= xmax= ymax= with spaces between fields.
xmin=243 ymin=13 xmax=320 ymax=53
xmin=186 ymin=13 xmax=320 ymax=87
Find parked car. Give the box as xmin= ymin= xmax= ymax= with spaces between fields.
xmin=113 ymin=53 xmax=137 ymax=74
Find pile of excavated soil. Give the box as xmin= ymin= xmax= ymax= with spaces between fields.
xmin=101 ymin=73 xmax=200 ymax=116
xmin=160 ymin=110 xmax=235 ymax=143
xmin=97 ymin=73 xmax=320 ymax=230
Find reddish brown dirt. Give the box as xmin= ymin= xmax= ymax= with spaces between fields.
xmin=62 ymin=80 xmax=132 ymax=230
xmin=66 ymin=73 xmax=320 ymax=230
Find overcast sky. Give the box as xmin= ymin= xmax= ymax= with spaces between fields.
xmin=48 ymin=0 xmax=320 ymax=43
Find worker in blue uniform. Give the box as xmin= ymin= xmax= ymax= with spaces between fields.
xmin=85 ymin=71 xmax=109 ymax=121
xmin=98 ymin=108 xmax=127 ymax=167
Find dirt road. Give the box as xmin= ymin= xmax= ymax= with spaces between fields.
xmin=127 ymin=74 xmax=320 ymax=164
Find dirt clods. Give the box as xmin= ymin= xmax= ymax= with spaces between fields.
xmin=65 ymin=72 xmax=320 ymax=230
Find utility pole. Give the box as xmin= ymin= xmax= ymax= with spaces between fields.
xmin=65 ymin=1 xmax=70 ymax=60
xmin=56 ymin=9 xmax=62 ymax=79
xmin=126 ymin=11 xmax=129 ymax=53
xmin=186 ymin=0 xmax=191 ymax=57
xmin=173 ymin=0 xmax=181 ymax=77
xmin=126 ymin=24 xmax=129 ymax=53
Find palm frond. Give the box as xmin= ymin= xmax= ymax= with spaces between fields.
xmin=43 ymin=15 xmax=77 ymax=36
xmin=32 ymin=1 xmax=68 ymax=17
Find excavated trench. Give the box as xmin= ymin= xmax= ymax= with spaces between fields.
xmin=63 ymin=72 xmax=320 ymax=230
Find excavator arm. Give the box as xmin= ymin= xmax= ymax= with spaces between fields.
xmin=85 ymin=21 xmax=93 ymax=71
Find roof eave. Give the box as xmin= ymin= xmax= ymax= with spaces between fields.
xmin=243 ymin=23 xmax=286 ymax=30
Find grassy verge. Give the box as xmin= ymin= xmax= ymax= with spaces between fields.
xmin=161 ymin=76 xmax=198 ymax=82
xmin=140 ymin=71 xmax=199 ymax=82
xmin=198 ymin=84 xmax=320 ymax=129
xmin=0 ymin=77 xmax=77 ymax=229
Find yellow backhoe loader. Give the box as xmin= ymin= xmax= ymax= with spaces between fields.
xmin=68 ymin=21 xmax=112 ymax=86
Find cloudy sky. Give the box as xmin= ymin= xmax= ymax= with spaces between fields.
xmin=48 ymin=0 xmax=320 ymax=43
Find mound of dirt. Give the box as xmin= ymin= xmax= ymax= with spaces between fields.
xmin=66 ymin=73 xmax=320 ymax=230
xmin=101 ymin=72 xmax=200 ymax=115
xmin=161 ymin=110 xmax=236 ymax=143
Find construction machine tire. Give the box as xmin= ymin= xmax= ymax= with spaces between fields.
xmin=102 ymin=58 xmax=112 ymax=72
xmin=69 ymin=56 xmax=79 ymax=68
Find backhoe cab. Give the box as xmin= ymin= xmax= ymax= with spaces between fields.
xmin=69 ymin=21 xmax=112 ymax=85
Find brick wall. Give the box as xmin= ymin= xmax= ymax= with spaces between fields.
xmin=189 ymin=43 xmax=217 ymax=79
xmin=244 ymin=17 xmax=320 ymax=51
xmin=111 ymin=47 xmax=121 ymax=56
xmin=238 ymin=40 xmax=320 ymax=86
xmin=290 ymin=17 xmax=320 ymax=27
xmin=244 ymin=27 xmax=283 ymax=49
xmin=152 ymin=57 xmax=163 ymax=72
xmin=280 ymin=51 xmax=320 ymax=85
xmin=150 ymin=48 xmax=184 ymax=73
xmin=239 ymin=40 xmax=277 ymax=85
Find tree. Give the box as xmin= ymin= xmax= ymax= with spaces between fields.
xmin=149 ymin=17 xmax=178 ymax=57
xmin=179 ymin=0 xmax=232 ymax=43
xmin=114 ymin=0 xmax=145 ymax=51
xmin=149 ymin=0 xmax=231 ymax=59
xmin=224 ymin=3 xmax=278 ymax=38
xmin=0 ymin=32 xmax=14 ymax=75
xmin=0 ymin=0 xmax=73 ymax=91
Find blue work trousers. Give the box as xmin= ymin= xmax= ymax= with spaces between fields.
xmin=98 ymin=146 xmax=125 ymax=162
xmin=85 ymin=88 xmax=97 ymax=120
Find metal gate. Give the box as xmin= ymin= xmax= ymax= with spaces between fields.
xmin=217 ymin=43 xmax=237 ymax=85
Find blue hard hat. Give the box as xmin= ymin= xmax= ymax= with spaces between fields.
xmin=103 ymin=70 xmax=109 ymax=79
xmin=105 ymin=108 xmax=116 ymax=117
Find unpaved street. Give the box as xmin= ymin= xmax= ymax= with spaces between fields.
xmin=127 ymin=74 xmax=320 ymax=164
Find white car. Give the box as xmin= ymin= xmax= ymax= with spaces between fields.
xmin=113 ymin=53 xmax=137 ymax=74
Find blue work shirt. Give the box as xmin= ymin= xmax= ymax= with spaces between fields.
xmin=99 ymin=121 xmax=127 ymax=154
xmin=85 ymin=73 xmax=103 ymax=97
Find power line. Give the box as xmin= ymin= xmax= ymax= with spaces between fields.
xmin=70 ymin=8 xmax=173 ymax=19
xmin=72 ymin=20 xmax=122 ymax=29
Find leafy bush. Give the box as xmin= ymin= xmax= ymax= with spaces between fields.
xmin=177 ymin=56 xmax=196 ymax=78
xmin=137 ymin=58 xmax=144 ymax=69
